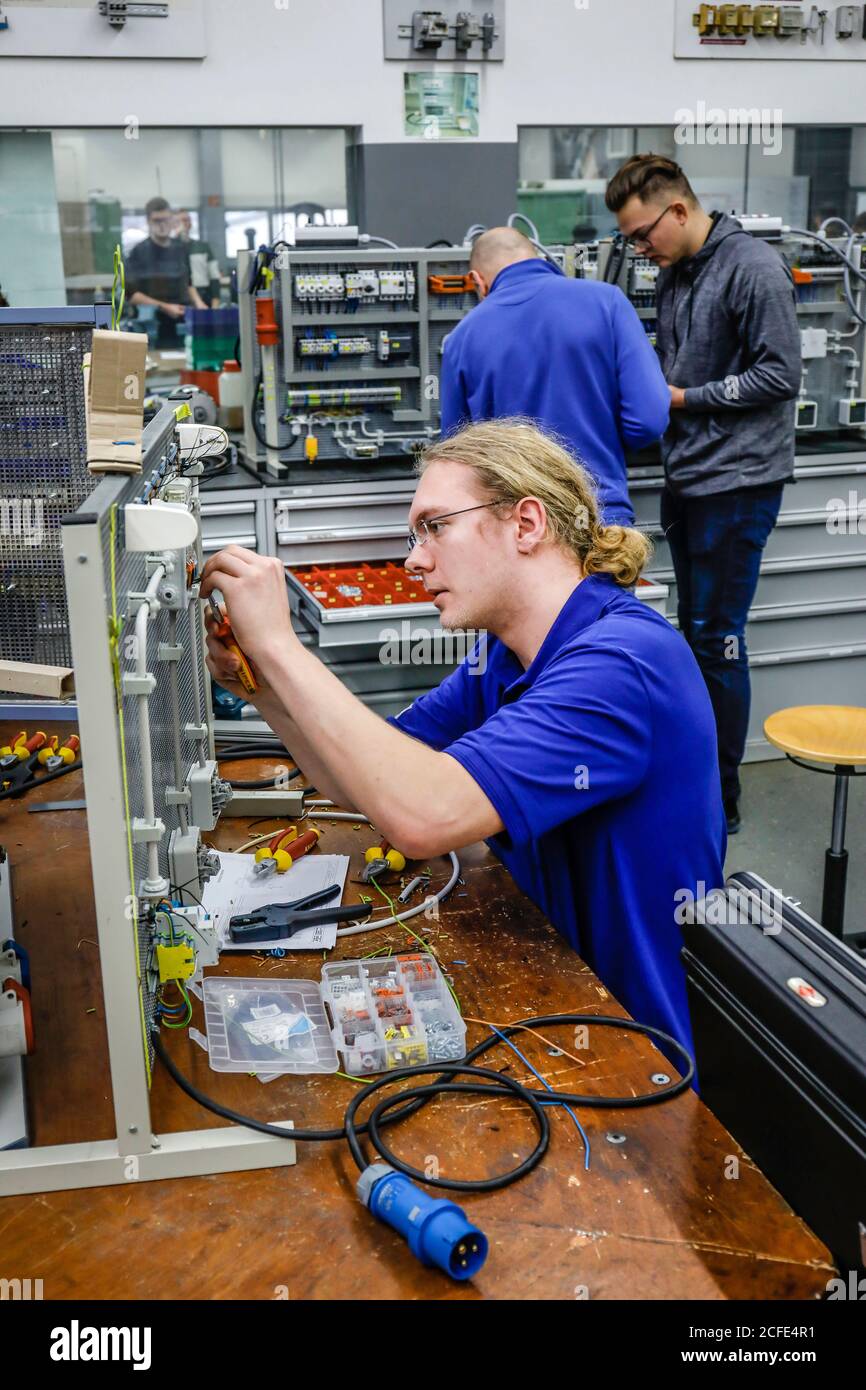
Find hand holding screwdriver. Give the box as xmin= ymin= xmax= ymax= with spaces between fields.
xmin=206 ymin=592 xmax=258 ymax=695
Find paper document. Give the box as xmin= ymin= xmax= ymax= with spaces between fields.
xmin=202 ymin=850 xmax=350 ymax=951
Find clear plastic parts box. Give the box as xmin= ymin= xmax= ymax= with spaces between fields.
xmin=321 ymin=953 xmax=466 ymax=1075
xmin=202 ymin=953 xmax=465 ymax=1077
xmin=202 ymin=977 xmax=338 ymax=1075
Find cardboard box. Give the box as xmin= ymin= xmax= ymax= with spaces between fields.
xmin=85 ymin=329 xmax=148 ymax=474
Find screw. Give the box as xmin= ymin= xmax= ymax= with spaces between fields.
xmin=128 ymin=1125 xmax=138 ymax=1133
xmin=606 ymin=1132 xmax=627 ymax=1145
xmin=77 ymin=554 xmax=87 ymax=564
xmin=547 ymin=1047 xmax=563 ymax=1057
xmin=651 ymin=1073 xmax=671 ymax=1086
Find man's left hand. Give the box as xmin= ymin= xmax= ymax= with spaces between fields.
xmin=200 ymin=547 xmax=296 ymax=668
xmin=669 ymin=385 xmax=687 ymax=410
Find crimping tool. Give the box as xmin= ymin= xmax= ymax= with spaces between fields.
xmin=228 ymin=883 xmax=374 ymax=944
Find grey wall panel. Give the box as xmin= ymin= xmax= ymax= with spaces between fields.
xmin=353 ymin=141 xmax=519 ymax=248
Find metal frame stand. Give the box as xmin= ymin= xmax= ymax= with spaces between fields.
xmin=822 ymin=765 xmax=853 ymax=940
xmin=0 ymin=405 xmax=296 ymax=1196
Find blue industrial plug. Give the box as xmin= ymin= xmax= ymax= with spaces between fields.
xmin=357 ymin=1164 xmax=488 ymax=1281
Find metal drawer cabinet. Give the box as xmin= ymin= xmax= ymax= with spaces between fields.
xmin=274 ymin=490 xmax=412 ymax=537
xmin=274 ymin=490 xmax=413 ymax=568
xmin=746 ymin=603 xmax=866 ymax=657
xmin=199 ymin=497 xmax=262 ymax=554
xmin=746 ymin=647 xmax=866 ymax=760
xmin=781 ymin=462 xmax=866 ymax=516
xmin=646 ymin=515 xmax=866 ymax=579
xmin=663 ymin=556 xmax=866 ymax=619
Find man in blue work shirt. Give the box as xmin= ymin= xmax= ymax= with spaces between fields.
xmin=440 ymin=228 xmax=671 ymax=524
xmin=202 ymin=420 xmax=725 ymax=1070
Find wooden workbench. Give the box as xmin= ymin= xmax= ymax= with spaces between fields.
xmin=0 ymin=739 xmax=835 ymax=1301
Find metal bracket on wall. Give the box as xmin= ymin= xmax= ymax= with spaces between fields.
xmin=98 ymin=1 xmax=169 ymax=28
xmin=384 ymin=0 xmax=504 ymax=60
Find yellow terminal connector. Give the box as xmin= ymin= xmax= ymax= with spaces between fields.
xmin=156 ymin=943 xmax=196 ymax=984
xmin=305 ymin=431 xmax=319 ymax=463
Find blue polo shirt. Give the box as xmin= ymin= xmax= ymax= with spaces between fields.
xmin=440 ymin=260 xmax=671 ymax=525
xmin=390 ymin=574 xmax=725 ymax=1071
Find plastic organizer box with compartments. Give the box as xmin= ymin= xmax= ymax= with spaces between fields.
xmin=202 ymin=953 xmax=466 ymax=1077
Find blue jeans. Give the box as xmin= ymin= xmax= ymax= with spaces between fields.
xmin=660 ymin=483 xmax=784 ymax=806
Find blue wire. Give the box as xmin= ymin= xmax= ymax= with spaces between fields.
xmin=487 ymin=1024 xmax=591 ymax=1171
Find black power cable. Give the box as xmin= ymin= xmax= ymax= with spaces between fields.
xmin=0 ymin=758 xmax=83 ymax=803
xmin=152 ymin=1012 xmax=694 ymax=1194
xmin=215 ymin=743 xmax=300 ymax=789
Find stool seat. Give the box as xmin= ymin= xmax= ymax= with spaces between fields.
xmin=764 ymin=705 xmax=866 ymax=767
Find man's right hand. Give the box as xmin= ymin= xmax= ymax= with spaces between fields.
xmin=160 ymin=303 xmax=186 ymax=319
xmin=204 ymin=608 xmax=272 ymax=703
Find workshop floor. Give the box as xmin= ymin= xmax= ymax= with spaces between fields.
xmin=727 ymin=756 xmax=866 ymax=941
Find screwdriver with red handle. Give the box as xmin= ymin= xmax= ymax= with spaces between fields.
xmin=206 ymin=592 xmax=258 ymax=696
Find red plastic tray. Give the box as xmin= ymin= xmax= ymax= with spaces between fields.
xmin=288 ymin=561 xmax=431 ymax=610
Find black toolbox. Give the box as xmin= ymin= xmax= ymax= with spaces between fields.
xmin=683 ymin=871 xmax=866 ymax=1274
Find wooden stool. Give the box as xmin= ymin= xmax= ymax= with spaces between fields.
xmin=764 ymin=705 xmax=866 ymax=943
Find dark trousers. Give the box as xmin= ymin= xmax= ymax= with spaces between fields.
xmin=660 ymin=483 xmax=784 ymax=806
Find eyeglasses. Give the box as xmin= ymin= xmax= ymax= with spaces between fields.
xmin=406 ymin=500 xmax=508 ymax=551
xmin=624 ymin=203 xmax=675 ymax=250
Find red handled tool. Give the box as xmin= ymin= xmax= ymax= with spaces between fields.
xmin=207 ymin=592 xmax=258 ymax=696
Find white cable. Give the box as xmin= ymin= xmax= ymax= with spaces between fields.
xmin=134 ymin=565 xmax=169 ymax=897
xmin=337 ymin=849 xmax=461 ymax=939
xmin=783 ymin=226 xmax=866 ymax=327
xmin=462 ymin=223 xmax=487 ymax=246
xmin=819 ymin=216 xmax=854 ymax=238
xmin=359 ymin=234 xmax=399 ymax=250
xmin=508 ymin=210 xmax=540 ymax=242
xmin=229 ymin=802 xmax=461 ymax=936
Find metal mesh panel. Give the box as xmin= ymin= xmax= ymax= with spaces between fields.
xmin=0 ymin=324 xmax=98 ymax=665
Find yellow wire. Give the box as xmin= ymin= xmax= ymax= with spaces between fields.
xmin=109 ymin=504 xmax=152 ymax=1084
xmin=112 ymin=245 xmax=125 ymax=329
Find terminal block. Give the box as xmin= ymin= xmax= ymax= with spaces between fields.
xmin=412 ymin=9 xmax=450 ymax=49
xmin=168 ymin=826 xmax=220 ymax=907
xmin=455 ymin=10 xmax=496 ymax=51
xmin=298 ymin=337 xmax=373 ymax=357
xmin=295 ymin=274 xmax=345 ymax=301
xmin=838 ymin=399 xmax=866 ymax=428
xmin=345 ymin=271 xmax=381 ymax=299
xmin=188 ymin=760 xmax=232 ymax=832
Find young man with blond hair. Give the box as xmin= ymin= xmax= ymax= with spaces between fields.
xmin=202 ymin=420 xmax=724 ymax=1062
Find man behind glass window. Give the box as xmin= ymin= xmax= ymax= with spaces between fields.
xmin=175 ymin=208 xmax=221 ymax=308
xmin=126 ymin=196 xmax=207 ymax=348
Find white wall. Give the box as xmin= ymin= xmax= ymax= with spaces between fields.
xmin=0 ymin=0 xmax=861 ymax=144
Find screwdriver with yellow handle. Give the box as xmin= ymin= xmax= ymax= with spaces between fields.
xmin=206 ymin=592 xmax=258 ymax=696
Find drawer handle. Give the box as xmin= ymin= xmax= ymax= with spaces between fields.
xmin=201 ymin=535 xmax=257 ymax=552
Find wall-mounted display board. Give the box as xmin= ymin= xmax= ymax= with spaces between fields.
xmin=0 ymin=0 xmax=206 ymax=59
xmin=675 ymin=0 xmax=866 ymax=58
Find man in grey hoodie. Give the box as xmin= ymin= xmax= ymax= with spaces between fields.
xmin=606 ymin=155 xmax=801 ymax=833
